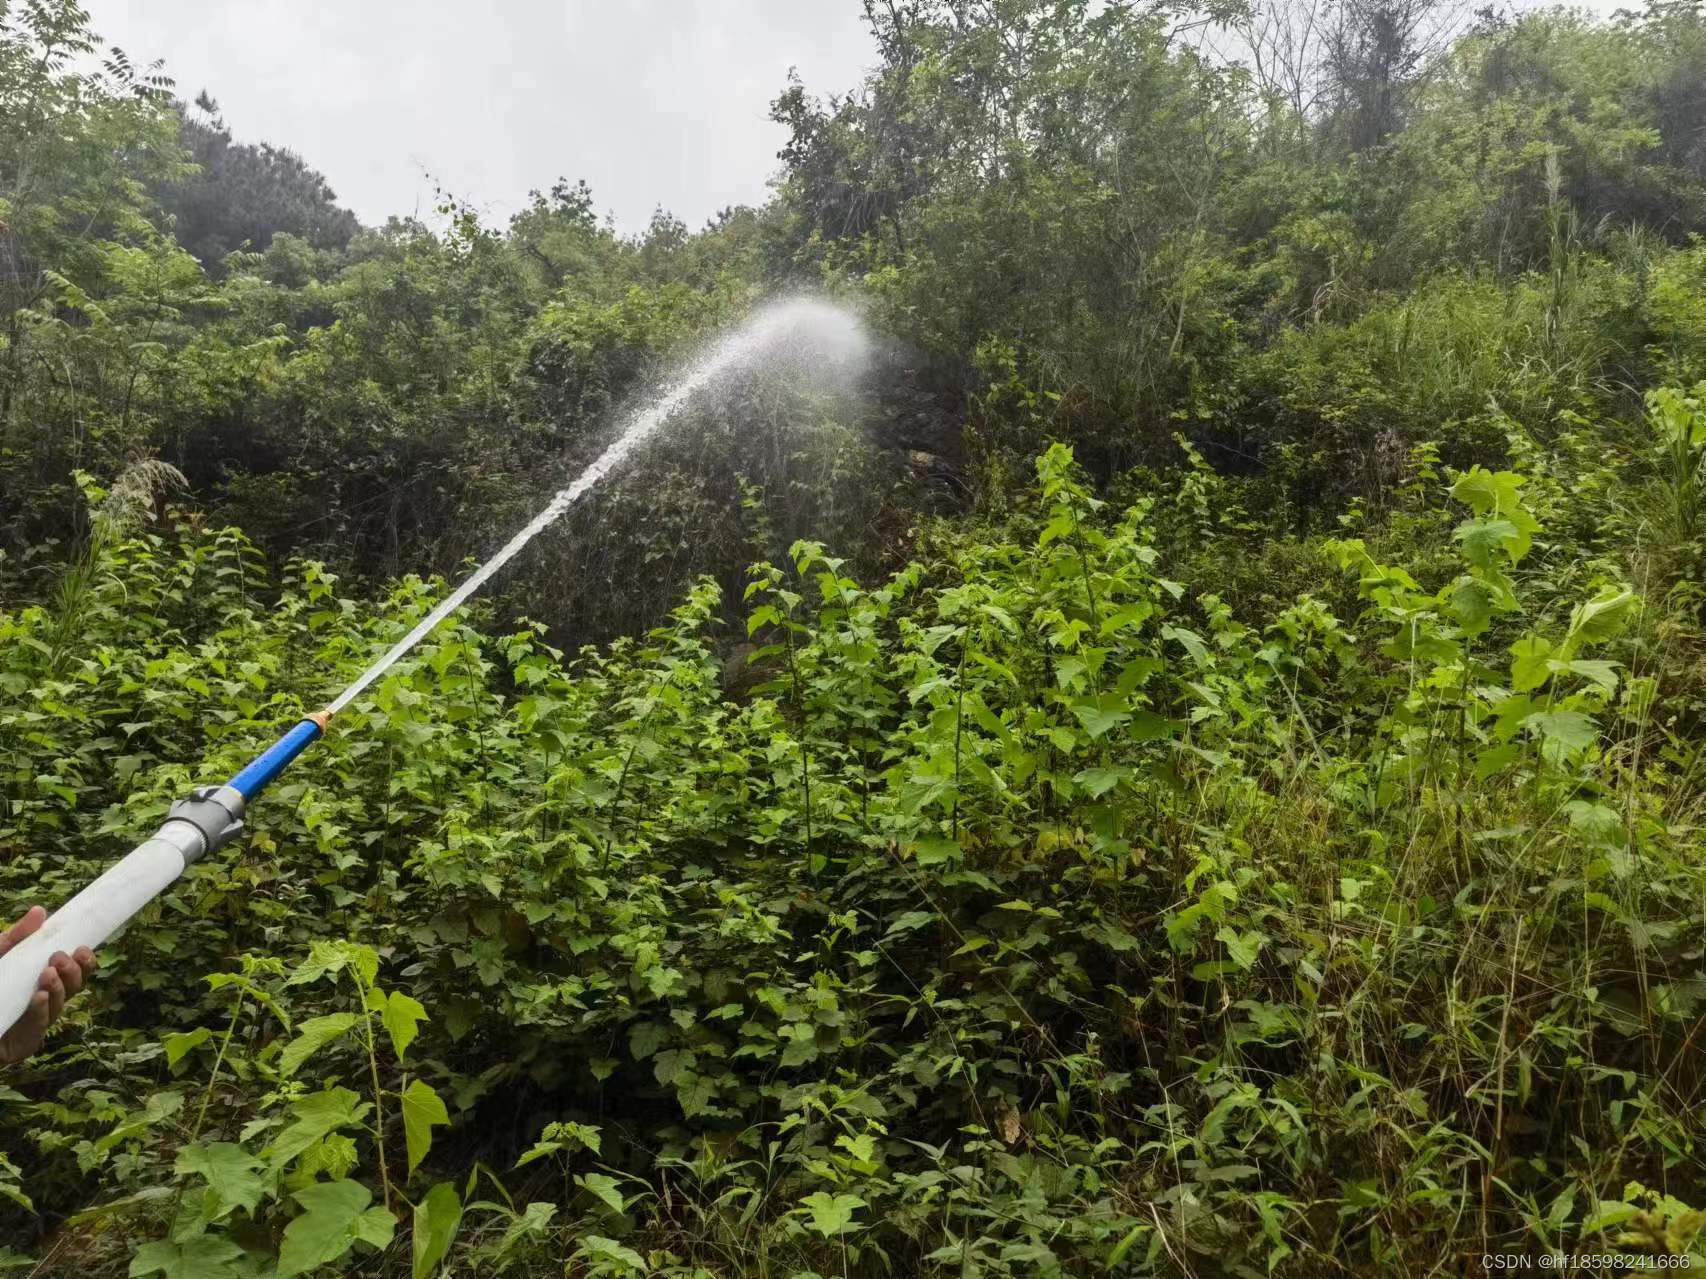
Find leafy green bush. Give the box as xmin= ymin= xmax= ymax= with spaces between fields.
xmin=1 ymin=437 xmax=1700 ymax=1275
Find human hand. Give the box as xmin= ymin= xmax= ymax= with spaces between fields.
xmin=0 ymin=908 xmax=98 ymax=1065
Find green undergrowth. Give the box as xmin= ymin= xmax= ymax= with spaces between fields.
xmin=1 ymin=420 xmax=1704 ymax=1277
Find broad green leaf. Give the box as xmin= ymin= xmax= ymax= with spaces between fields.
xmin=837 ymin=1131 xmax=878 ymax=1164
xmin=1580 ymin=1200 xmax=1640 ymax=1234
xmin=1071 ymin=694 xmax=1130 ymax=740
xmin=128 ymin=1236 xmax=242 ymax=1279
xmin=652 ymin=1048 xmax=693 ymax=1086
xmin=1453 ymin=517 xmax=1518 ymax=568
xmin=1522 ymin=710 xmax=1598 ymax=757
xmin=746 ymin=603 xmax=780 ymax=637
xmin=174 ymin=1143 xmax=264 ymax=1217
xmin=1037 ymin=508 xmax=1075 ymax=548
xmin=411 ymin=1182 xmax=462 ymax=1279
xmin=884 ymin=910 xmax=936 ymax=939
xmin=1450 ymin=466 xmax=1518 ymax=516
xmin=1128 ymin=710 xmax=1173 ymax=742
xmin=1565 ymin=800 xmax=1625 ymax=849
xmin=1450 ymin=469 xmax=1539 ymax=559
xmin=1446 ymin=576 xmax=1496 ymax=632
xmin=557 ymin=1120 xmax=603 ymax=1154
xmin=1214 ymin=925 xmax=1265 ymax=970
xmin=276 ymin=1180 xmax=394 ymax=1279
xmin=513 ymin=1140 xmax=562 ymax=1169
xmin=577 ymin=1172 xmax=628 ymax=1215
xmin=162 ymin=1028 xmax=211 ymax=1068
xmin=493 ymin=1202 xmax=557 ymax=1258
xmin=1474 ymin=743 xmax=1522 ymax=780
xmin=401 ymin=1079 xmax=450 ymax=1176
xmin=267 ymin=1089 xmax=370 ymax=1167
xmin=800 ymin=1190 xmax=866 ymax=1236
xmin=677 ymin=1072 xmax=718 ymax=1116
xmin=1073 ymin=766 xmax=1129 ymax=798
xmin=1099 ymin=602 xmax=1153 ymax=636
xmin=627 ymin=1021 xmax=668 ymax=1061
xmin=1563 ymin=587 xmax=1637 ymax=655
xmin=575 ymin=1236 xmax=646 ymax=1274
xmin=1509 ymin=635 xmax=1553 ymax=692
xmin=383 ymin=992 xmax=427 ymax=1063
xmin=1492 ymin=693 xmax=1541 ymax=742
xmin=514 ymin=1116 xmax=601 ymax=1168
xmin=278 ymin=1013 xmax=359 ymax=1078
xmin=297 ymin=1132 xmax=359 ymax=1182
xmin=97 ymin=1091 xmax=185 ymax=1155
xmin=913 ymin=836 xmax=960 ymax=867
xmin=1162 ymin=625 xmax=1210 ymax=668
xmin=779 ymin=1024 xmax=819 ymax=1068
xmin=1563 ymin=659 xmax=1621 ymax=694
xmin=287 ymin=940 xmax=379 ymax=989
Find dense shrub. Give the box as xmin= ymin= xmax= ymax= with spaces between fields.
xmin=2 ymin=437 xmax=1701 ymax=1273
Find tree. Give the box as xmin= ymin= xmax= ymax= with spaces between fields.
xmin=157 ymin=92 xmax=360 ymax=267
xmin=1321 ymin=0 xmax=1465 ymax=151
xmin=0 ymin=0 xmax=186 ymax=543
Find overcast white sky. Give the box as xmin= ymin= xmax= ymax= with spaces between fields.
xmin=82 ymin=1 xmax=877 ymax=236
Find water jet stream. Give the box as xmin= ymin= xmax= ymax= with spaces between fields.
xmin=0 ymin=297 xmax=865 ymax=1035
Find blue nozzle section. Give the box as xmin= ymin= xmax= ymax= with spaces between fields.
xmin=225 ymin=718 xmax=323 ymax=799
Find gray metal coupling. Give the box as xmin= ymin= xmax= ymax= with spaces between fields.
xmin=164 ymin=785 xmax=248 ymax=865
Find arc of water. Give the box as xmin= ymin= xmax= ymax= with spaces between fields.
xmin=0 ymin=298 xmax=864 ymax=1035
xmin=333 ymin=299 xmax=839 ymax=710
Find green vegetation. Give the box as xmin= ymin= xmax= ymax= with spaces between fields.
xmin=3 ymin=0 xmax=1706 ymax=1273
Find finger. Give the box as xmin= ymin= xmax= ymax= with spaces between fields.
xmin=38 ymin=965 xmax=65 ymax=1023
xmin=12 ymin=906 xmax=45 ymax=944
xmin=0 ymin=907 xmax=45 ymax=955
xmin=50 ymin=952 xmax=83 ymax=998
xmin=72 ymin=946 xmax=98 ymax=975
xmin=25 ymin=987 xmax=49 ymax=1032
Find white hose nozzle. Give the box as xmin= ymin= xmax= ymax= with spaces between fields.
xmin=0 ymin=788 xmax=245 ymax=1036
